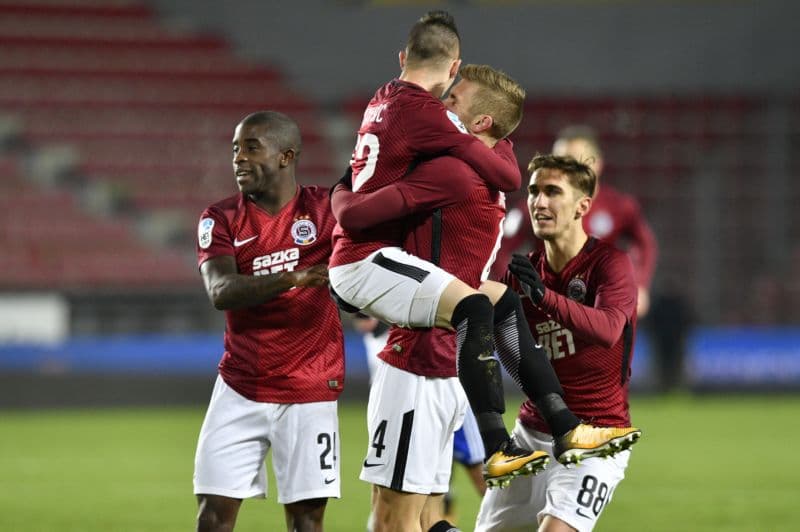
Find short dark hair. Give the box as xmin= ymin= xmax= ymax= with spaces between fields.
xmin=240 ymin=111 xmax=302 ymax=156
xmin=528 ymin=154 xmax=596 ymax=198
xmin=405 ymin=10 xmax=460 ymax=68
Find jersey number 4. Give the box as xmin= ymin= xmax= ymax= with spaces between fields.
xmin=351 ymin=133 xmax=380 ymax=192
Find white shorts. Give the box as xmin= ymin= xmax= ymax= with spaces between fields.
xmin=193 ymin=376 xmax=340 ymax=504
xmin=329 ymin=247 xmax=456 ymax=328
xmin=360 ymin=359 xmax=469 ymax=495
xmin=363 ymin=329 xmax=389 ymax=383
xmin=475 ymin=419 xmax=630 ymax=532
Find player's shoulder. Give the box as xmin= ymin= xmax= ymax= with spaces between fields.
xmin=299 ymin=184 xmax=331 ymax=201
xmin=203 ymin=193 xmax=241 ymax=218
xmin=587 ymin=238 xmax=633 ymax=270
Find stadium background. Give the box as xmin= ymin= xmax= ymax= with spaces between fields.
xmin=1 ymin=1 xmax=798 ymax=530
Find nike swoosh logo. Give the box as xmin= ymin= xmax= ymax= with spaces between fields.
xmin=324 ymin=477 xmax=336 ymax=484
xmin=233 ymin=235 xmax=258 ymax=247
xmin=363 ymin=461 xmax=383 ymax=468
xmin=477 ymin=353 xmax=496 ymax=362
xmin=576 ymin=507 xmax=594 ymax=519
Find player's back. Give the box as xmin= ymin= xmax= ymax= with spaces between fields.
xmin=350 ymin=80 xmax=447 ymax=193
xmin=330 ymin=79 xmax=476 ymax=267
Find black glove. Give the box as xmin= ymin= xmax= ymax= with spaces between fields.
xmin=329 ymin=166 xmax=353 ymax=199
xmin=509 ymin=254 xmax=546 ymax=304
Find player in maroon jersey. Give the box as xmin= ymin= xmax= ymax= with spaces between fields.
xmin=193 ymin=111 xmax=344 ymax=532
xmin=493 ymin=125 xmax=658 ymax=318
xmin=327 ymin=11 xmax=550 ymax=498
xmin=333 ymin=65 xmax=639 ymax=532
xmin=476 ymin=154 xmax=640 ymax=532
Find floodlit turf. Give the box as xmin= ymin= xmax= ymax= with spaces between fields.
xmin=1 ymin=394 xmax=799 ymax=531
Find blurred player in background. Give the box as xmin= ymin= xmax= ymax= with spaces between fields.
xmin=193 ymin=111 xmax=344 ymax=532
xmin=334 ymin=64 xmax=639 ymax=531
xmin=476 ymin=154 xmax=639 ymax=532
xmin=493 ymin=125 xmax=657 ymax=318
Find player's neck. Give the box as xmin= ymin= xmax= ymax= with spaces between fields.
xmin=248 ymin=182 xmax=298 ymax=215
xmin=399 ymin=69 xmax=451 ymax=99
xmin=544 ymin=229 xmax=588 ymax=273
xmin=475 ymin=132 xmax=498 ymax=148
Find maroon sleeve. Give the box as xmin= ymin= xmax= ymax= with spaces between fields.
xmin=331 ymin=184 xmax=406 ymax=232
xmin=622 ymin=201 xmax=658 ymax=289
xmin=196 ymin=206 xmax=234 ymax=268
xmin=404 ymin=98 xmax=521 ymax=192
xmin=538 ymin=251 xmax=637 ymax=348
xmin=332 ymin=157 xmax=477 ymax=232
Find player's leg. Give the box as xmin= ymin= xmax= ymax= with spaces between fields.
xmin=284 ymin=498 xmax=328 ymax=532
xmin=196 ymin=495 xmax=241 ymax=532
xmin=437 ymin=278 xmax=549 ymax=486
xmin=419 ymin=493 xmax=453 ymax=532
xmin=483 ymin=281 xmax=641 ymax=465
xmin=373 ymin=488 xmax=428 ymax=532
xmin=270 ymin=401 xmax=340 ymax=531
xmin=361 ymin=360 xmax=465 ymax=530
xmin=194 ymin=376 xmax=273 ymax=531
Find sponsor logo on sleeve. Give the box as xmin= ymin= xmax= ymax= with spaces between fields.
xmin=446 ymin=110 xmax=468 ymax=134
xmin=198 ymin=218 xmax=214 ymax=249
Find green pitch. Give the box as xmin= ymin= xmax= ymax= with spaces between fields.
xmin=1 ymin=394 xmax=799 ymax=531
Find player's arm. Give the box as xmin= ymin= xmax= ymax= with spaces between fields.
xmin=509 ymin=253 xmax=636 ymax=347
xmin=408 ymin=100 xmax=521 ymax=192
xmin=200 ymin=256 xmax=329 ymax=310
xmin=331 ymin=157 xmax=473 ymax=232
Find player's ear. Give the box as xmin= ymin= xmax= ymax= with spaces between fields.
xmin=280 ymin=149 xmax=296 ymax=168
xmin=474 ymin=114 xmax=493 ymax=134
xmin=449 ymin=58 xmax=461 ymax=80
xmin=575 ymin=195 xmax=592 ymax=219
xmin=399 ymin=50 xmax=407 ymax=70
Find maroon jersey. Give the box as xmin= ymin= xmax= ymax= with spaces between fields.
xmin=491 ymin=185 xmax=657 ymax=289
xmin=196 ymin=186 xmax=344 ymax=404
xmin=331 ymin=144 xmax=512 ymax=377
xmin=330 ymin=79 xmax=520 ymax=268
xmin=502 ymin=238 xmax=637 ymax=432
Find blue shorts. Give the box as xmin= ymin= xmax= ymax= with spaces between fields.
xmin=452 ymin=407 xmax=485 ymax=466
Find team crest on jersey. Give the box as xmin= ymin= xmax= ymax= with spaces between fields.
xmin=567 ymin=276 xmax=587 ymax=303
xmin=446 ymin=110 xmax=469 ymax=134
xmin=198 ymin=218 xmax=214 ymax=249
xmin=291 ymin=215 xmax=317 ymax=245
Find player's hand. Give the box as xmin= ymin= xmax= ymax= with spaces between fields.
xmin=330 ymin=166 xmax=353 ymax=197
xmin=509 ymin=254 xmax=545 ymax=305
xmin=291 ymin=263 xmax=329 ymax=288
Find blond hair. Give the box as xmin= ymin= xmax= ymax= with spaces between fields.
xmin=459 ymin=64 xmax=525 ymax=139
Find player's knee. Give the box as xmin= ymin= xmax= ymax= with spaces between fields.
xmin=451 ymin=293 xmax=493 ymax=328
xmin=285 ymin=498 xmax=327 ymax=531
xmin=492 ymin=287 xmax=522 ymax=324
xmin=196 ymin=495 xmax=239 ymax=532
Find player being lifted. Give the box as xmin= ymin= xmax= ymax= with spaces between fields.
xmin=328 ymin=10 xmax=640 ymax=495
